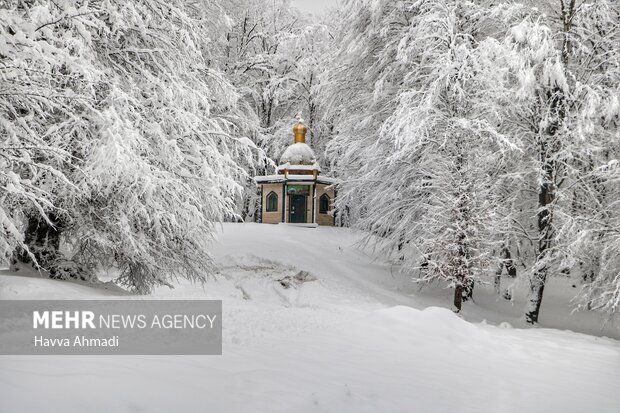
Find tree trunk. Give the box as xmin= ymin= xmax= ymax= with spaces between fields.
xmin=494 ymin=245 xmax=516 ymax=295
xmin=18 ymin=213 xmax=91 ymax=281
xmin=494 ymin=257 xmax=502 ymax=295
xmin=525 ymin=270 xmax=547 ymax=323
xmin=462 ymin=278 xmax=474 ymax=302
xmin=17 ymin=213 xmax=62 ymax=277
xmin=526 ymin=161 xmax=555 ymax=324
xmin=453 ymin=284 xmax=463 ymax=313
xmin=524 ymin=0 xmax=574 ymax=324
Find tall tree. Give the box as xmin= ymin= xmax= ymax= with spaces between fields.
xmin=498 ymin=0 xmax=620 ymax=322
xmin=1 ymin=0 xmax=262 ymax=292
xmin=324 ymin=0 xmax=517 ymax=311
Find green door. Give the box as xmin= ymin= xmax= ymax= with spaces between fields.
xmin=289 ymin=195 xmax=307 ymax=223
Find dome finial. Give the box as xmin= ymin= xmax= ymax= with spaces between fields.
xmin=293 ymin=113 xmax=307 ymax=144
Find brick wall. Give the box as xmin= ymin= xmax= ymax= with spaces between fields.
xmin=315 ymin=184 xmax=335 ymax=226
xmin=261 ymin=183 xmax=284 ymax=224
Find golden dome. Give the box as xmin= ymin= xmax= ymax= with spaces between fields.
xmin=293 ymin=121 xmax=307 ymax=143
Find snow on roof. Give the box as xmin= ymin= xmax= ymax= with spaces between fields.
xmin=254 ymin=174 xmax=339 ymax=185
xmin=279 ymin=143 xmax=316 ymax=165
xmin=276 ymin=162 xmax=321 ymax=173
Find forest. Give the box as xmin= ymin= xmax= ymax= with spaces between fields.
xmin=1 ymin=0 xmax=619 ymax=324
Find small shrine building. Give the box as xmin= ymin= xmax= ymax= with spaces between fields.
xmin=254 ymin=118 xmax=337 ymax=226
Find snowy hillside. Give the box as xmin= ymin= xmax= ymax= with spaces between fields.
xmin=1 ymin=223 xmax=619 ymax=413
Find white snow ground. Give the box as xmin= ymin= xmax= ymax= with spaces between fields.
xmin=1 ymin=223 xmax=619 ymax=413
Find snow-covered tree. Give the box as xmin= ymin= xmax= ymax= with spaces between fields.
xmin=497 ymin=1 xmax=620 ymax=321
xmin=322 ymin=0 xmax=412 ymax=184
xmin=323 ymin=0 xmax=518 ymax=311
xmin=2 ymin=0 xmax=263 ymax=292
xmin=1 ymin=0 xmax=102 ymax=270
xmin=321 ymin=0 xmax=620 ymax=318
xmin=219 ymin=0 xmax=303 ymax=130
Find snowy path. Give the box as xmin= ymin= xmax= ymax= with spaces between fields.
xmin=1 ymin=223 xmax=619 ymax=413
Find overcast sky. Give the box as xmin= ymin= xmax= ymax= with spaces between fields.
xmin=291 ymin=0 xmax=339 ymax=14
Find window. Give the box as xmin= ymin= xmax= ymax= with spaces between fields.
xmin=319 ymin=194 xmax=330 ymax=214
xmin=266 ymin=191 xmax=278 ymax=212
